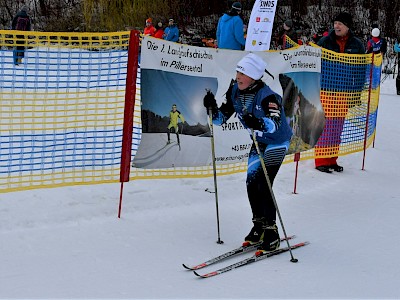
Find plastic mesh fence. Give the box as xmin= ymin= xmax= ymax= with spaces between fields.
xmin=0 ymin=31 xmax=381 ymax=192
xmin=0 ymin=30 xmax=132 ymax=192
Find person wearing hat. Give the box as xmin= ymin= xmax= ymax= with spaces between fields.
xmin=11 ymin=5 xmax=31 ymax=65
xmin=216 ymin=2 xmax=246 ymax=50
xmin=163 ymin=18 xmax=179 ymax=42
xmin=167 ymin=104 xmax=185 ymax=146
xmin=366 ymin=26 xmax=387 ymax=55
xmin=278 ymin=19 xmax=298 ymax=49
xmin=143 ymin=18 xmax=156 ymax=36
xmin=203 ymin=53 xmax=292 ymax=253
xmin=314 ymin=12 xmax=365 ymax=173
xmin=153 ymin=21 xmax=164 ymax=39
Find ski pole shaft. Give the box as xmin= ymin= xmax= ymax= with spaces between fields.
xmin=251 ymin=129 xmax=298 ymax=262
xmin=209 ymin=107 xmax=223 ymax=244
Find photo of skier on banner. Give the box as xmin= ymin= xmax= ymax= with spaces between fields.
xmin=167 ymin=104 xmax=185 ymax=150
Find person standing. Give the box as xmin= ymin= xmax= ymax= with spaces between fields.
xmin=314 ymin=12 xmax=365 ymax=173
xmin=143 ymin=18 xmax=156 ymax=36
xmin=216 ymin=2 xmax=246 ymax=50
xmin=167 ymin=104 xmax=185 ymax=146
xmin=366 ymin=26 xmax=387 ymax=55
xmin=163 ymin=18 xmax=179 ymax=42
xmin=278 ymin=19 xmax=298 ymax=49
xmin=203 ymin=53 xmax=292 ymax=252
xmin=153 ymin=22 xmax=164 ymax=39
xmin=11 ymin=5 xmax=31 ymax=65
xmin=394 ymin=42 xmax=400 ymax=95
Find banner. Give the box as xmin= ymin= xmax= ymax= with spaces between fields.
xmin=133 ymin=36 xmax=323 ymax=169
xmin=245 ymin=0 xmax=278 ymax=51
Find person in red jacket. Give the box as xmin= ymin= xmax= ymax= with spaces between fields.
xmin=366 ymin=27 xmax=387 ymax=55
xmin=153 ymin=22 xmax=164 ymax=39
xmin=143 ymin=18 xmax=156 ymax=36
xmin=314 ymin=12 xmax=365 ymax=173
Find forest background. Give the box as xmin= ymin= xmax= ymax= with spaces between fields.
xmin=1 ymin=0 xmax=399 ymax=46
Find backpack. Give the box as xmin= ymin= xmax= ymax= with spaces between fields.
xmin=15 ymin=16 xmax=29 ymax=31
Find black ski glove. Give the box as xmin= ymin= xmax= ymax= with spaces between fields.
xmin=242 ymin=113 xmax=264 ymax=130
xmin=203 ymin=91 xmax=218 ymax=115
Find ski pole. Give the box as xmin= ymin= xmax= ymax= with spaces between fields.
xmin=209 ymin=107 xmax=223 ymax=244
xmin=251 ymin=129 xmax=298 ymax=262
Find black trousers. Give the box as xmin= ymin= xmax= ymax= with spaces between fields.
xmin=397 ymin=55 xmax=400 ymax=93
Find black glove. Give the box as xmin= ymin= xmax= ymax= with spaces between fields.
xmin=242 ymin=113 xmax=264 ymax=130
xmin=203 ymin=91 xmax=218 ymax=115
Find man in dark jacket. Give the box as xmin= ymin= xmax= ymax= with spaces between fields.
xmin=278 ymin=19 xmax=298 ymax=49
xmin=11 ymin=6 xmax=31 ymax=65
xmin=314 ymin=12 xmax=365 ymax=173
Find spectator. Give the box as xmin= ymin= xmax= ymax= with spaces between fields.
xmin=11 ymin=5 xmax=31 ymax=65
xmin=163 ymin=18 xmax=179 ymax=42
xmin=216 ymin=2 xmax=245 ymax=50
xmin=314 ymin=12 xmax=365 ymax=173
xmin=143 ymin=18 xmax=156 ymax=36
xmin=278 ymin=19 xmax=298 ymax=49
xmin=154 ymin=22 xmax=164 ymax=39
xmin=312 ymin=27 xmax=327 ymax=44
xmin=366 ymin=26 xmax=387 ymax=55
xmin=394 ymin=42 xmax=400 ymax=95
xmin=203 ymin=53 xmax=292 ymax=252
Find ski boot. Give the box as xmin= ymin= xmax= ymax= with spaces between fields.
xmin=330 ymin=164 xmax=343 ymax=172
xmin=243 ymin=218 xmax=265 ymax=246
xmin=255 ymin=223 xmax=280 ymax=256
xmin=316 ymin=165 xmax=332 ymax=173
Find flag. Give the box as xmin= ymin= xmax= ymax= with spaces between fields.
xmin=245 ymin=0 xmax=278 ymax=51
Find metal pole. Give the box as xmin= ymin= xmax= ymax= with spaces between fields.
xmin=209 ymin=108 xmax=223 ymax=244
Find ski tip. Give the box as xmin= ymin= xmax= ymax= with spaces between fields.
xmin=193 ymin=270 xmax=202 ymax=277
xmin=183 ymin=263 xmax=206 ymax=270
xmin=193 ymin=270 xmax=216 ymax=278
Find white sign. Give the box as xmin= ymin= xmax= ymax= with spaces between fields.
xmin=245 ymin=0 xmax=278 ymax=51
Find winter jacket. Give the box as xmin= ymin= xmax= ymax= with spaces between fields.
xmin=163 ymin=25 xmax=179 ymax=42
xmin=212 ymin=81 xmax=292 ymax=145
xmin=216 ymin=11 xmax=245 ymax=50
xmin=317 ymin=29 xmax=365 ymax=54
xmin=154 ymin=28 xmax=164 ymax=39
xmin=144 ymin=25 xmax=156 ymax=36
xmin=279 ymin=29 xmax=298 ymax=49
xmin=11 ymin=10 xmax=31 ymax=31
xmin=366 ymin=37 xmax=387 ymax=54
xmin=394 ymin=43 xmax=400 ymax=53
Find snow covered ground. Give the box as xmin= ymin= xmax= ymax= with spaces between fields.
xmin=1 ymin=77 xmax=399 ymax=299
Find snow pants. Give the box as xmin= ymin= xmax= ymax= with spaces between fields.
xmin=246 ymin=142 xmax=288 ymax=225
xmin=397 ymin=55 xmax=400 ymax=94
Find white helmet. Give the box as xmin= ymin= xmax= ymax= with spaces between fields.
xmin=372 ymin=28 xmax=380 ymax=37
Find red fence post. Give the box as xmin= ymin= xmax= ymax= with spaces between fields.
xmin=118 ymin=30 xmax=140 ymax=218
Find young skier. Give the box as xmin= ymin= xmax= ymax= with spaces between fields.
xmin=203 ymin=53 xmax=292 ymax=252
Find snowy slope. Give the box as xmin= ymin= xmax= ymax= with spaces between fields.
xmin=0 ymin=77 xmax=399 ymax=299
